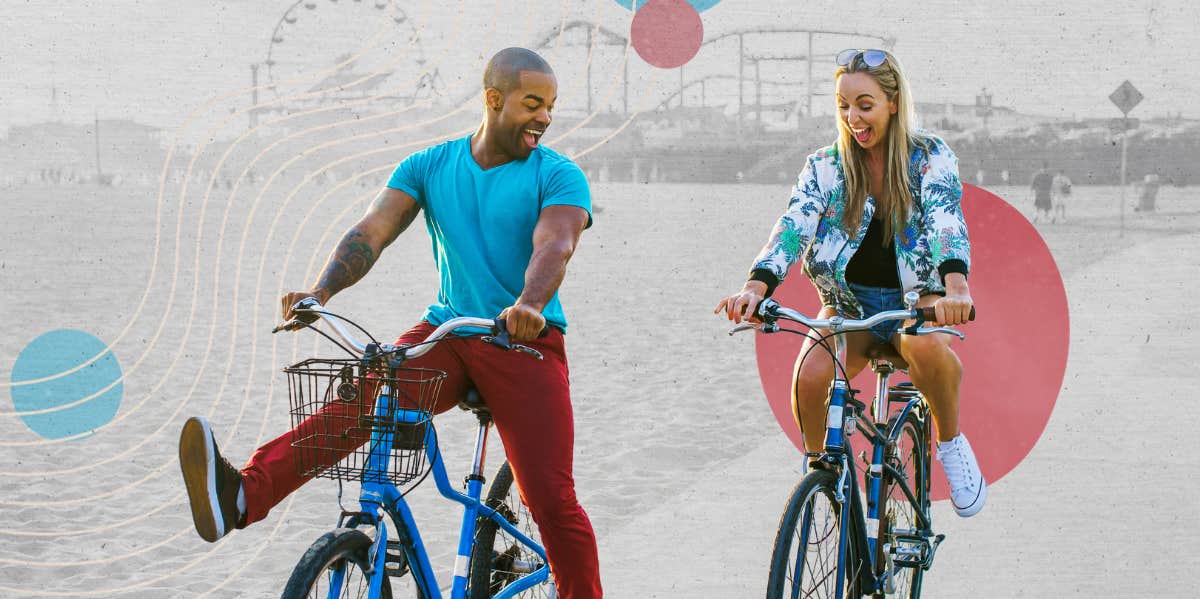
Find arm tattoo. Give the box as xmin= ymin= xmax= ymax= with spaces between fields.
xmin=315 ymin=229 xmax=377 ymax=295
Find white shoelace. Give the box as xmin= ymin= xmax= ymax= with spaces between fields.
xmin=940 ymin=441 xmax=976 ymax=493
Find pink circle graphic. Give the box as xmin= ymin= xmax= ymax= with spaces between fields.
xmin=754 ymin=184 xmax=1069 ymax=500
xmin=630 ymin=0 xmax=704 ymax=69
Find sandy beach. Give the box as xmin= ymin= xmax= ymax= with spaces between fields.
xmin=2 ymin=177 xmax=1198 ymax=597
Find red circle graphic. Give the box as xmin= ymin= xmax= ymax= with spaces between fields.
xmin=630 ymin=0 xmax=704 ymax=69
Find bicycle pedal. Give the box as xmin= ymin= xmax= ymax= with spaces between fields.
xmin=923 ymin=533 xmax=946 ymax=570
xmin=890 ymin=531 xmax=943 ymax=570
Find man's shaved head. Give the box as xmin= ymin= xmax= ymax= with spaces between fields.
xmin=477 ymin=47 xmax=557 ymax=162
xmin=483 ymin=47 xmax=554 ymax=94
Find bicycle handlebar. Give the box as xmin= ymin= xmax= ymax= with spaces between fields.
xmin=273 ymin=298 xmax=545 ymax=360
xmin=734 ymin=296 xmax=974 ymax=340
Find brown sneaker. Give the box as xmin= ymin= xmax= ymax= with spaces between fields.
xmin=179 ymin=417 xmax=243 ymax=542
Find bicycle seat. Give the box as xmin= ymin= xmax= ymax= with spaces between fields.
xmin=866 ymin=343 xmax=909 ymax=371
xmin=458 ymin=388 xmax=490 ymax=416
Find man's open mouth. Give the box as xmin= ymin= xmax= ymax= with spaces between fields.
xmin=523 ymin=128 xmax=545 ymax=149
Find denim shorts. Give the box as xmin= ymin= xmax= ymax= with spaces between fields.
xmin=847 ymin=283 xmax=906 ymax=344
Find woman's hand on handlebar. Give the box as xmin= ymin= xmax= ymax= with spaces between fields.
xmin=933 ymin=275 xmax=974 ymax=326
xmin=715 ymin=280 xmax=768 ymax=324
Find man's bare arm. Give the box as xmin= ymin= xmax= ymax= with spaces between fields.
xmin=500 ymin=204 xmax=590 ymax=340
xmin=281 ymin=187 xmax=420 ymax=319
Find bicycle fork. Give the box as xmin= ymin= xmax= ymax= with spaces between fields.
xmin=819 ymin=378 xmax=855 ymax=597
xmin=343 ymin=387 xmax=442 ymax=598
xmin=330 ymin=388 xmax=408 ymax=599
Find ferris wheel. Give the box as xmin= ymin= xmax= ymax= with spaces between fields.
xmin=263 ymin=0 xmax=442 ymax=102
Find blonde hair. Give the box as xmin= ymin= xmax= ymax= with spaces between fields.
xmin=834 ymin=51 xmax=928 ymax=244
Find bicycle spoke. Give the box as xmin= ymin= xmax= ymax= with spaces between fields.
xmin=315 ymin=561 xmax=359 ymax=599
xmin=783 ymin=490 xmax=849 ymax=598
xmin=889 ymin=441 xmax=918 ymax=591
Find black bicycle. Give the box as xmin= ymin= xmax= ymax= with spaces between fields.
xmin=730 ymin=292 xmax=972 ymax=598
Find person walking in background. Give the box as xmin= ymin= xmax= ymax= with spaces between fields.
xmin=1136 ymin=172 xmax=1160 ymax=212
xmin=1052 ymin=169 xmax=1072 ymax=223
xmin=1030 ymin=162 xmax=1054 ymax=224
xmin=716 ymin=49 xmax=986 ymax=518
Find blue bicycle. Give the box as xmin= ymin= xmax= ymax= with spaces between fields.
xmin=731 ymin=292 xmax=971 ymax=598
xmin=276 ymin=298 xmax=554 ymax=599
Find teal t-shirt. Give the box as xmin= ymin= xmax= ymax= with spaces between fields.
xmin=386 ymin=135 xmax=592 ymax=333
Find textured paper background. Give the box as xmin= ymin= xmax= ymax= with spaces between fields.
xmin=2 ymin=1 xmax=1197 ymax=597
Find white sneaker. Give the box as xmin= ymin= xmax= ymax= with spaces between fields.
xmin=936 ymin=433 xmax=987 ymax=517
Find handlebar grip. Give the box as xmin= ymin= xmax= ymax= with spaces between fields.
xmin=272 ymin=297 xmax=324 ymax=333
xmin=752 ymin=298 xmax=776 ymax=321
xmin=919 ymin=305 xmax=976 ymax=322
xmin=494 ymin=318 xmax=550 ymax=338
xmin=293 ymin=296 xmax=323 ymax=314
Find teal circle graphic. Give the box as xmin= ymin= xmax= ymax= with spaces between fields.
xmin=615 ymin=0 xmax=722 ymax=12
xmin=10 ymin=329 xmax=123 ymax=439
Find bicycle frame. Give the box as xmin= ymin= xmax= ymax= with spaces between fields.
xmin=327 ymin=383 xmax=551 ymax=599
xmin=805 ymin=334 xmax=935 ymax=597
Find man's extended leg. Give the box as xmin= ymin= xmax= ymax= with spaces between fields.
xmin=182 ymin=321 xmax=468 ymax=540
xmin=465 ymin=330 xmax=602 ymax=599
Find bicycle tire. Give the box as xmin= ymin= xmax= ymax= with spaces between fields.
xmin=875 ymin=410 xmax=929 ymax=598
xmin=767 ymin=468 xmax=864 ymax=599
xmin=467 ymin=461 xmax=554 ymax=598
xmin=281 ymin=528 xmax=393 ymax=599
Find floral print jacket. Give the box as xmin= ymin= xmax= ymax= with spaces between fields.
xmin=751 ymin=133 xmax=970 ymax=318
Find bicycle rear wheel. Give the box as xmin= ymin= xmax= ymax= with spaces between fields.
xmin=468 ymin=461 xmax=554 ymax=598
xmin=767 ymin=469 xmax=864 ymax=599
xmin=281 ymin=528 xmax=393 ymax=599
xmin=876 ymin=411 xmax=929 ymax=598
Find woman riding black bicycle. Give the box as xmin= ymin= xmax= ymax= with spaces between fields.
xmin=716 ymin=48 xmax=986 ymax=518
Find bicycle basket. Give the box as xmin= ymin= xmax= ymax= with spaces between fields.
xmin=285 ymin=358 xmax=446 ymax=486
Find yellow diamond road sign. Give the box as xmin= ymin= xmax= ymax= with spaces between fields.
xmin=1109 ymin=80 xmax=1143 ymax=115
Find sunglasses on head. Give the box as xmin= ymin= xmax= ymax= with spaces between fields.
xmin=836 ymin=49 xmax=888 ymax=68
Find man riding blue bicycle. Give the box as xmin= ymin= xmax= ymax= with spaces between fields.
xmin=179 ymin=47 xmax=603 ymax=599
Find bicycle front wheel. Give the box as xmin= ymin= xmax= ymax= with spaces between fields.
xmin=281 ymin=528 xmax=392 ymax=599
xmin=876 ymin=411 xmax=929 ymax=598
xmin=767 ymin=469 xmax=864 ymax=599
xmin=468 ymin=461 xmax=554 ymax=598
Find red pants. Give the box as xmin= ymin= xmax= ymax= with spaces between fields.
xmin=240 ymin=321 xmax=602 ymax=598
